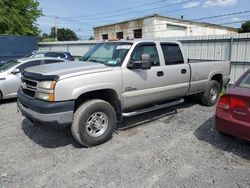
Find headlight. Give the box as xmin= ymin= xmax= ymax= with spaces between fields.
xmin=36 ymin=81 xmax=56 ymax=102
xmin=37 ymin=81 xmax=56 ymax=90
xmin=36 ymin=92 xmax=55 ymax=102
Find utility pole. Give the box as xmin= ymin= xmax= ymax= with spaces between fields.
xmin=78 ymin=29 xmax=83 ymax=40
xmin=54 ymin=16 xmax=58 ymax=41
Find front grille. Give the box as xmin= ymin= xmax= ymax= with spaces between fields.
xmin=21 ymin=77 xmax=38 ymax=98
xmin=22 ymin=88 xmax=35 ymax=98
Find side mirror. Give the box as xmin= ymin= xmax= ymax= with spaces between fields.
xmin=11 ymin=68 xmax=20 ymax=74
xmin=128 ymin=54 xmax=151 ymax=70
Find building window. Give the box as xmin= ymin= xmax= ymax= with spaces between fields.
xmin=102 ymin=34 xmax=108 ymax=40
xmin=133 ymin=29 xmax=142 ymax=39
xmin=116 ymin=32 xmax=123 ymax=39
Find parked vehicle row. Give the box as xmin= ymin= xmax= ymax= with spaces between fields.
xmin=1 ymin=40 xmax=248 ymax=147
xmin=0 ymin=51 xmax=74 ymax=67
xmin=26 ymin=51 xmax=75 ymax=61
xmin=17 ymin=40 xmax=231 ymax=147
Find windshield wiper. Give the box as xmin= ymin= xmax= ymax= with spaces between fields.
xmin=88 ymin=59 xmax=107 ymax=65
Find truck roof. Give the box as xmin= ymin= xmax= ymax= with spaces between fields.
xmin=102 ymin=39 xmax=181 ymax=45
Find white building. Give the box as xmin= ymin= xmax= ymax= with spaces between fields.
xmin=93 ymin=14 xmax=237 ymax=40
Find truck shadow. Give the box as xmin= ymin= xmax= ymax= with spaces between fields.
xmin=194 ymin=116 xmax=250 ymax=160
xmin=0 ymin=98 xmax=17 ymax=104
xmin=21 ymin=119 xmax=82 ymax=148
xmin=119 ymin=100 xmax=197 ymax=130
xmin=21 ymin=100 xmax=198 ymax=149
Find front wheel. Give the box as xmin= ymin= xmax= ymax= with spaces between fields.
xmin=71 ymin=99 xmax=117 ymax=147
xmin=200 ymin=80 xmax=220 ymax=106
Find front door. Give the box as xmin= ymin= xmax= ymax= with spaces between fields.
xmin=122 ymin=42 xmax=166 ymax=110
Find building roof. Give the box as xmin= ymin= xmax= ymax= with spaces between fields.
xmin=93 ymin=14 xmax=237 ymax=31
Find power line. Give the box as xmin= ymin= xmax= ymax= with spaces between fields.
xmin=39 ymin=0 xmax=248 ymax=38
xmin=89 ymin=9 xmax=249 ymax=29
xmin=221 ymin=19 xmax=250 ymax=25
xmin=54 ymin=0 xmax=193 ymax=22
xmin=191 ymin=10 xmax=250 ymax=21
xmin=60 ymin=0 xmax=226 ymax=25
xmin=41 ymin=0 xmax=228 ymax=29
xmin=67 ymin=0 xmax=168 ymax=19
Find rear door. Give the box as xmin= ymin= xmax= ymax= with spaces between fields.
xmin=122 ymin=42 xmax=166 ymax=110
xmin=160 ymin=43 xmax=190 ymax=99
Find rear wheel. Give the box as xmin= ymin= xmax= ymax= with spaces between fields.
xmin=0 ymin=91 xmax=2 ymax=103
xmin=71 ymin=99 xmax=117 ymax=147
xmin=200 ymin=80 xmax=220 ymax=106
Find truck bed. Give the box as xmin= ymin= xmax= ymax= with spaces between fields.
xmin=187 ymin=60 xmax=231 ymax=95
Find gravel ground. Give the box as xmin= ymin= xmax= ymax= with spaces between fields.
xmin=0 ymin=99 xmax=250 ymax=188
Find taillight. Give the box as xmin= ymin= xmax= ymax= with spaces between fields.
xmin=217 ymin=95 xmax=246 ymax=110
xmin=230 ymin=98 xmax=246 ymax=109
xmin=218 ymin=95 xmax=230 ymax=110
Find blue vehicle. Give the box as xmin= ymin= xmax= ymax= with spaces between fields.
xmin=0 ymin=59 xmax=14 ymax=67
xmin=28 ymin=51 xmax=75 ymax=61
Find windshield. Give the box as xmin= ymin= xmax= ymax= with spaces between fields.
xmin=81 ymin=42 xmax=132 ymax=66
xmin=0 ymin=60 xmax=20 ymax=72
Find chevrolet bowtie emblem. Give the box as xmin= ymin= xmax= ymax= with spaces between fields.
xmin=21 ymin=82 xmax=27 ymax=89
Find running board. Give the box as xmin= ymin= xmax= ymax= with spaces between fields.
xmin=122 ymin=98 xmax=184 ymax=117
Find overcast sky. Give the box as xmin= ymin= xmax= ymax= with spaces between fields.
xmin=37 ymin=0 xmax=249 ymax=39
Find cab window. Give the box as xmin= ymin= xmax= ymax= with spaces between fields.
xmin=131 ymin=44 xmax=160 ymax=66
xmin=161 ymin=43 xmax=184 ymax=65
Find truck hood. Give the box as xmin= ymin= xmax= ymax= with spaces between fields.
xmin=25 ymin=61 xmax=113 ymax=78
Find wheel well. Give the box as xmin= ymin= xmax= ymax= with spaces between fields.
xmin=74 ymin=89 xmax=122 ymax=117
xmin=211 ymin=74 xmax=223 ymax=91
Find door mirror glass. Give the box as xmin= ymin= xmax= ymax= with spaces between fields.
xmin=129 ymin=54 xmax=151 ymax=70
xmin=11 ymin=68 xmax=20 ymax=74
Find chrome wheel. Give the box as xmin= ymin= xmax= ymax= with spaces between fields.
xmin=210 ymin=87 xmax=218 ymax=101
xmin=85 ymin=112 xmax=108 ymax=137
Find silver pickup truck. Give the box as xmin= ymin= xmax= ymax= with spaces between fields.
xmin=17 ymin=40 xmax=230 ymax=146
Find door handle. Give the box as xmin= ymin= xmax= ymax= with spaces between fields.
xmin=157 ymin=71 xmax=164 ymax=77
xmin=181 ymin=69 xmax=187 ymax=74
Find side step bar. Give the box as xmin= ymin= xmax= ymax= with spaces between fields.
xmin=122 ymin=98 xmax=184 ymax=117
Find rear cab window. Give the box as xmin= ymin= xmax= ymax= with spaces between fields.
xmin=160 ymin=43 xmax=184 ymax=65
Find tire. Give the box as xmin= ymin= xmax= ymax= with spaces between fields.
xmin=0 ymin=91 xmax=2 ymax=103
xmin=200 ymin=80 xmax=220 ymax=106
xmin=71 ymin=99 xmax=117 ymax=147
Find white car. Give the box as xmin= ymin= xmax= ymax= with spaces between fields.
xmin=0 ymin=57 xmax=67 ymax=101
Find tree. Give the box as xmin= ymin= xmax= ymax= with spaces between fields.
xmin=40 ymin=27 xmax=78 ymax=41
xmin=238 ymin=21 xmax=250 ymax=33
xmin=0 ymin=0 xmax=42 ymax=36
xmin=57 ymin=28 xmax=78 ymax=41
xmin=89 ymin=36 xmax=94 ymax=40
xmin=49 ymin=27 xmax=56 ymax=38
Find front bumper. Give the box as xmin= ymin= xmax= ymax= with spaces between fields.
xmin=215 ymin=116 xmax=250 ymax=142
xmin=17 ymin=89 xmax=74 ymax=127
